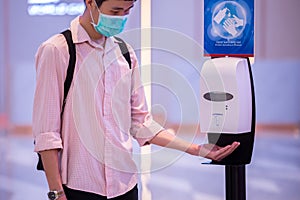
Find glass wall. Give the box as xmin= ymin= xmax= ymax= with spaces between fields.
xmin=151 ymin=0 xmax=205 ymax=126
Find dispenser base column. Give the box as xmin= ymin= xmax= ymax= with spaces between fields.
xmin=225 ymin=165 xmax=246 ymax=200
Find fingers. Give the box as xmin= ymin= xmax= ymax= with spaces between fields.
xmin=217 ymin=142 xmax=240 ymax=161
xmin=214 ymin=142 xmax=240 ymax=161
xmin=200 ymin=142 xmax=240 ymax=161
xmin=214 ymin=145 xmax=231 ymax=161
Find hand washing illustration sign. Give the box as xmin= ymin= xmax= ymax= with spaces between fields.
xmin=204 ymin=0 xmax=254 ymax=57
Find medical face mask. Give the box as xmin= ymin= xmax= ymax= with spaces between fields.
xmin=90 ymin=9 xmax=128 ymax=37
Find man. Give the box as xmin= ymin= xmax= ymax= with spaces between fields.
xmin=32 ymin=0 xmax=240 ymax=199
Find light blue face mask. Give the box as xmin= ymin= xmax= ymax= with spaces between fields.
xmin=91 ymin=9 xmax=128 ymax=37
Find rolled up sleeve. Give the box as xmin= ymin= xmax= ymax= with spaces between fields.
xmin=34 ymin=132 xmax=63 ymax=152
xmin=131 ymin=113 xmax=164 ymax=146
xmin=129 ymin=57 xmax=164 ymax=146
xmin=32 ymin=37 xmax=67 ymax=152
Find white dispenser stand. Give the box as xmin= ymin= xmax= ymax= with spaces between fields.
xmin=200 ymin=57 xmax=256 ymax=200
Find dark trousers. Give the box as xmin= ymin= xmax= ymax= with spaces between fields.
xmin=63 ymin=185 xmax=138 ymax=200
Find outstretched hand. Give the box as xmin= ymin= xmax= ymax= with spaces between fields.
xmin=199 ymin=142 xmax=240 ymax=161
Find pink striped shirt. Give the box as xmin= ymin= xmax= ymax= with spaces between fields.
xmin=32 ymin=16 xmax=163 ymax=198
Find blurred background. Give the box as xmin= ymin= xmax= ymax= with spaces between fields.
xmin=0 ymin=0 xmax=299 ymax=199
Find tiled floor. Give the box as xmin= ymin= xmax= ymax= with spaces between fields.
xmin=0 ymin=130 xmax=300 ymax=200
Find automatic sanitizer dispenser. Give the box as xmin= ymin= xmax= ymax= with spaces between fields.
xmin=200 ymin=57 xmax=255 ymax=165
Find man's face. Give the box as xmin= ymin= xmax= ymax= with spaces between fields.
xmin=99 ymin=0 xmax=135 ymax=16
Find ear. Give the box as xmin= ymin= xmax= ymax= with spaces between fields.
xmin=85 ymin=0 xmax=98 ymax=10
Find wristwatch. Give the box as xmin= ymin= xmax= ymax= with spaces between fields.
xmin=47 ymin=190 xmax=64 ymax=200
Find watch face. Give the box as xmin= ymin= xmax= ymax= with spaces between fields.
xmin=48 ymin=191 xmax=57 ymax=200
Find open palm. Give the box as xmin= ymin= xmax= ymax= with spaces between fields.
xmin=199 ymin=142 xmax=240 ymax=161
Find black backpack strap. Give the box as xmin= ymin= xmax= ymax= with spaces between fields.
xmin=36 ymin=29 xmax=76 ymax=171
xmin=114 ymin=36 xmax=132 ymax=69
xmin=61 ymin=29 xmax=76 ymax=116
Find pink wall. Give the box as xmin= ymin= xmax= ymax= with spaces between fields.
xmin=256 ymin=0 xmax=300 ymax=60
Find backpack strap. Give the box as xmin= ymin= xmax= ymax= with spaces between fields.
xmin=36 ymin=29 xmax=76 ymax=171
xmin=61 ymin=29 xmax=76 ymax=116
xmin=114 ymin=36 xmax=132 ymax=69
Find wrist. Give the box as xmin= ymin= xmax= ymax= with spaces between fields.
xmin=47 ymin=190 xmax=65 ymax=200
xmin=187 ymin=144 xmax=200 ymax=156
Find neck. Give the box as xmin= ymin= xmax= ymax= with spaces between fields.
xmin=79 ymin=10 xmax=104 ymax=41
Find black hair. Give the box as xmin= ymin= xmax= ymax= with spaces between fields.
xmin=84 ymin=0 xmax=136 ymax=8
xmin=83 ymin=0 xmax=106 ymax=7
xmin=95 ymin=0 xmax=106 ymax=7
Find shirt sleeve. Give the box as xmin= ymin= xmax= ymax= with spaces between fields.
xmin=32 ymin=38 xmax=68 ymax=152
xmin=129 ymin=47 xmax=164 ymax=146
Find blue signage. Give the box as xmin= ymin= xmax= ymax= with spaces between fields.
xmin=204 ymin=0 xmax=254 ymax=57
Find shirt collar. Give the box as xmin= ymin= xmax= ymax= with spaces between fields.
xmin=70 ymin=16 xmax=120 ymax=52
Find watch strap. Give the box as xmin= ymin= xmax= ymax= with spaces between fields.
xmin=48 ymin=190 xmax=64 ymax=200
